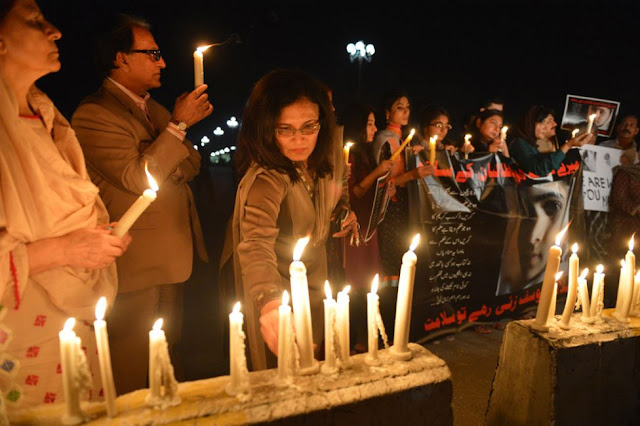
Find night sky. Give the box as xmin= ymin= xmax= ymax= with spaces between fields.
xmin=36 ymin=0 xmax=640 ymax=145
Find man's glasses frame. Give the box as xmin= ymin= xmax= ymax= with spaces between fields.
xmin=129 ymin=49 xmax=163 ymax=62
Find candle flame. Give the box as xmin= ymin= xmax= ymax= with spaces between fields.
xmin=63 ymin=317 xmax=76 ymax=332
xmin=589 ymin=113 xmax=597 ymax=120
xmin=430 ymin=135 xmax=438 ymax=144
xmin=410 ymin=234 xmax=420 ymax=251
xmin=596 ymin=264 xmax=604 ymax=274
xmin=371 ymin=274 xmax=379 ymax=294
xmin=282 ymin=290 xmax=290 ymax=307
xmin=144 ymin=162 xmax=159 ymax=192
xmin=555 ymin=222 xmax=570 ymax=246
xmin=621 ymin=259 xmax=626 ymax=268
xmin=95 ymin=297 xmax=107 ymax=321
xmin=196 ymin=44 xmax=214 ymax=53
xmin=572 ymin=128 xmax=579 ymax=137
xmin=345 ymin=141 xmax=354 ymax=150
xmin=501 ymin=126 xmax=508 ymax=133
xmin=580 ymin=268 xmax=589 ymax=279
xmin=464 ymin=134 xmax=472 ymax=143
xmin=555 ymin=271 xmax=564 ymax=282
xmin=152 ymin=318 xmax=163 ymax=331
xmin=232 ymin=301 xmax=241 ymax=314
xmin=325 ymin=280 xmax=333 ymax=300
xmin=630 ymin=233 xmax=635 ymax=251
xmin=408 ymin=128 xmax=416 ymax=138
xmin=572 ymin=243 xmax=578 ymax=254
xmin=342 ymin=285 xmax=351 ymax=295
xmin=293 ymin=236 xmax=310 ymax=261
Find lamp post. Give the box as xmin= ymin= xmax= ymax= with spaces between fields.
xmin=346 ymin=41 xmax=375 ymax=100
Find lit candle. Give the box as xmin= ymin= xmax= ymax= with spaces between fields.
xmin=429 ymin=135 xmax=438 ymax=166
xmin=336 ymin=285 xmax=352 ymax=367
xmin=390 ymin=128 xmax=416 ymax=161
xmin=586 ymin=113 xmax=597 ymax=134
xmin=390 ymin=234 xmax=420 ymax=360
xmin=578 ymin=268 xmax=593 ymax=323
xmin=614 ymin=235 xmax=636 ymax=322
xmin=572 ymin=128 xmax=579 ymax=138
xmin=533 ymin=225 xmax=568 ymax=330
xmin=547 ymin=277 xmax=560 ymax=324
xmin=59 ymin=318 xmax=85 ymax=425
xmin=590 ymin=265 xmax=605 ymax=320
xmin=614 ymin=260 xmax=627 ymax=321
xmin=464 ymin=134 xmax=471 ymax=159
xmin=632 ymin=272 xmax=640 ymax=316
xmin=112 ymin=162 xmax=158 ymax=238
xmin=146 ymin=318 xmax=180 ymax=407
xmin=289 ymin=236 xmax=319 ymax=375
xmin=343 ymin=141 xmax=354 ymax=166
xmin=321 ymin=282 xmax=338 ymax=374
xmin=366 ymin=274 xmax=381 ymax=365
xmin=277 ymin=291 xmax=294 ymax=383
xmin=559 ymin=243 xmax=580 ymax=329
xmin=226 ymin=303 xmax=250 ymax=395
xmin=94 ymin=297 xmax=117 ymax=417
xmin=500 ymin=126 xmax=508 ymax=143
xmin=193 ymin=44 xmax=213 ymax=88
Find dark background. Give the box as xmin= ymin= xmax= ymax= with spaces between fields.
xmin=37 ymin=0 xmax=640 ymax=146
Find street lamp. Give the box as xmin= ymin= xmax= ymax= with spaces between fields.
xmin=213 ymin=126 xmax=224 ymax=136
xmin=346 ymin=41 xmax=375 ymax=99
xmin=227 ymin=116 xmax=239 ymax=128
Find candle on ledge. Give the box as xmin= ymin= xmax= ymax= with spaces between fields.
xmin=321 ymin=282 xmax=338 ymax=374
xmin=578 ymin=268 xmax=594 ymax=323
xmin=336 ymin=285 xmax=352 ymax=367
xmin=226 ymin=303 xmax=250 ymax=395
xmin=59 ymin=318 xmax=84 ymax=425
xmin=590 ymin=264 xmax=605 ymax=320
xmin=112 ymin=162 xmax=158 ymax=238
xmin=547 ymin=274 xmax=562 ymax=324
xmin=94 ymin=297 xmax=117 ymax=417
xmin=614 ymin=260 xmax=627 ymax=321
xmin=193 ymin=44 xmax=213 ymax=88
xmin=559 ymin=243 xmax=580 ymax=329
xmin=464 ymin=134 xmax=472 ymax=159
xmin=390 ymin=234 xmax=420 ymax=360
xmin=343 ymin=141 xmax=354 ymax=166
xmin=146 ymin=318 xmax=180 ymax=407
xmin=534 ymin=224 xmax=569 ymax=330
xmin=390 ymin=128 xmax=416 ymax=161
xmin=277 ymin=291 xmax=295 ymax=383
xmin=614 ymin=235 xmax=636 ymax=322
xmin=586 ymin=113 xmax=597 ymax=134
xmin=289 ymin=236 xmax=319 ymax=375
xmin=366 ymin=274 xmax=381 ymax=365
xmin=632 ymin=271 xmax=640 ymax=316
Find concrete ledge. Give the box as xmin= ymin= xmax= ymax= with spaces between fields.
xmin=10 ymin=343 xmax=452 ymax=425
xmin=486 ymin=310 xmax=640 ymax=426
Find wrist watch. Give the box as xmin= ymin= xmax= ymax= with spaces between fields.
xmin=170 ymin=118 xmax=188 ymax=131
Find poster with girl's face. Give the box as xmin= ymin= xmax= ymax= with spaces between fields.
xmin=561 ymin=94 xmax=620 ymax=138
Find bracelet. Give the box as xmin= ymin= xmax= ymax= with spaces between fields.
xmin=254 ymin=287 xmax=282 ymax=314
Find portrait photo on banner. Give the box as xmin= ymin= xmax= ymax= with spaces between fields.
xmin=560 ymin=94 xmax=620 ymax=138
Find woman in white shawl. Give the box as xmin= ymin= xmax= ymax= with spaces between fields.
xmin=0 ymin=0 xmax=130 ymax=411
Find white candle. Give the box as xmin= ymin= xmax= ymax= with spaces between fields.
xmin=547 ymin=279 xmax=559 ymax=324
xmin=289 ymin=236 xmax=319 ymax=374
xmin=632 ymin=272 xmax=640 ymax=316
xmin=193 ymin=44 xmax=212 ymax=88
xmin=390 ymin=128 xmax=416 ymax=161
xmin=94 ymin=297 xmax=117 ymax=417
xmin=390 ymin=234 xmax=420 ymax=360
xmin=578 ymin=268 xmax=593 ymax=323
xmin=59 ymin=318 xmax=84 ymax=425
xmin=146 ymin=318 xmax=180 ymax=407
xmin=464 ymin=134 xmax=471 ymax=159
xmin=614 ymin=260 xmax=627 ymax=319
xmin=614 ymin=235 xmax=636 ymax=322
xmin=366 ymin=274 xmax=381 ymax=365
xmin=112 ymin=163 xmax=158 ymax=238
xmin=586 ymin=113 xmax=597 ymax=134
xmin=500 ymin=126 xmax=508 ymax=143
xmin=590 ymin=265 xmax=605 ymax=319
xmin=429 ymin=135 xmax=438 ymax=166
xmin=277 ymin=291 xmax=294 ymax=382
xmin=336 ymin=285 xmax=352 ymax=367
xmin=559 ymin=243 xmax=580 ymax=329
xmin=321 ymin=282 xmax=338 ymax=374
xmin=343 ymin=141 xmax=354 ymax=166
xmin=534 ymin=225 xmax=568 ymax=330
xmin=226 ymin=302 xmax=249 ymax=395
xmin=571 ymin=128 xmax=579 ymax=138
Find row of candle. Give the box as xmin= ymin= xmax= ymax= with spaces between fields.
xmin=534 ymin=229 xmax=637 ymax=330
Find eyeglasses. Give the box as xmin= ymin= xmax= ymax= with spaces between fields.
xmin=429 ymin=122 xmax=452 ymax=130
xmin=129 ymin=49 xmax=163 ymax=61
xmin=275 ymin=121 xmax=321 ymax=137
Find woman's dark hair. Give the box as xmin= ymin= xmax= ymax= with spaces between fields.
xmin=510 ymin=105 xmax=556 ymax=147
xmin=234 ymin=69 xmax=336 ymax=182
xmin=341 ymin=103 xmax=376 ymax=179
xmin=93 ymin=13 xmax=151 ymax=80
xmin=0 ymin=0 xmax=16 ymax=25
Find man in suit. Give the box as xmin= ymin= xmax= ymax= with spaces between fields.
xmin=71 ymin=13 xmax=212 ymax=394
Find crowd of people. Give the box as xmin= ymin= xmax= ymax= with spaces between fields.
xmin=1 ymin=0 xmax=639 ymax=416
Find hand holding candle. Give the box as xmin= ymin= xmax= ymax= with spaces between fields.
xmin=94 ymin=297 xmax=117 ymax=417
xmin=429 ymin=135 xmax=438 ymax=166
xmin=390 ymin=128 xmax=416 ymax=161
xmin=464 ymin=134 xmax=472 ymax=159
xmin=112 ymin=162 xmax=158 ymax=238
